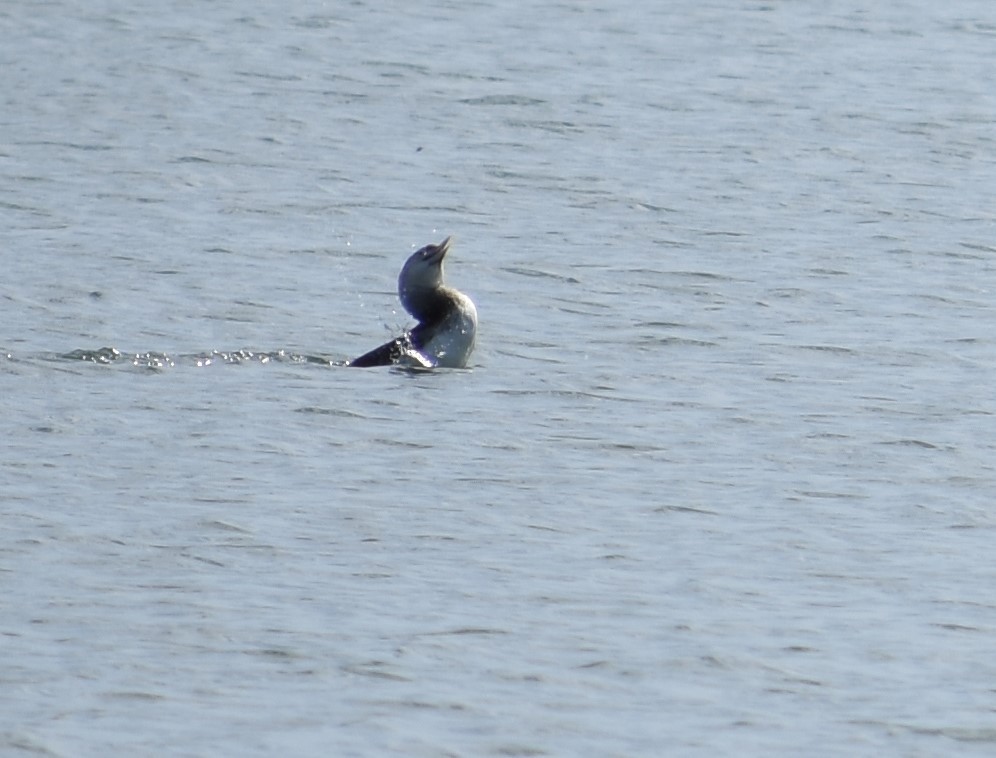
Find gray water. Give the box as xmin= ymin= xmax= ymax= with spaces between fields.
xmin=3 ymin=0 xmax=996 ymax=755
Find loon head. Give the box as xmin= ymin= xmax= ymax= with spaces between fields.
xmin=398 ymin=236 xmax=451 ymax=319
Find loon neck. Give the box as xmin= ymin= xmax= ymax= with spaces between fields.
xmin=401 ymin=284 xmax=456 ymax=325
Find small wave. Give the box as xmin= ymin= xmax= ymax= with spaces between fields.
xmin=459 ymin=94 xmax=547 ymax=106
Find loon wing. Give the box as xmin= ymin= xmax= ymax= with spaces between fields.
xmin=348 ymin=336 xmax=406 ymax=367
xmin=348 ymin=332 xmax=435 ymax=368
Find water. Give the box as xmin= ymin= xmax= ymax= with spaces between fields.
xmin=3 ymin=0 xmax=996 ymax=755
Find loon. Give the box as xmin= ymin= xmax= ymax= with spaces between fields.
xmin=348 ymin=236 xmax=477 ymax=368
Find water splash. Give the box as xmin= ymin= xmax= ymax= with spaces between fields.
xmin=55 ymin=347 xmax=344 ymax=369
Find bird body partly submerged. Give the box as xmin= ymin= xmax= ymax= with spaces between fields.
xmin=349 ymin=237 xmax=477 ymax=368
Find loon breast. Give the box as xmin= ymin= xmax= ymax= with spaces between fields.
xmin=413 ymin=290 xmax=477 ymax=368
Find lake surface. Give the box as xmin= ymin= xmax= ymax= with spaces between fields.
xmin=3 ymin=0 xmax=996 ymax=755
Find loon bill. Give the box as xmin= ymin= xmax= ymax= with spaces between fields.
xmin=348 ymin=236 xmax=478 ymax=368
